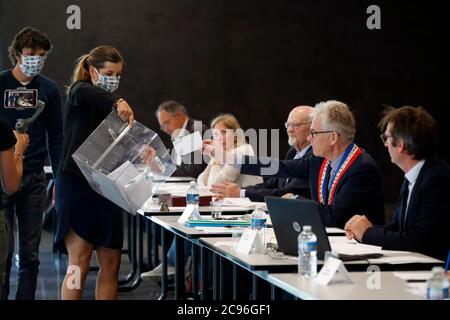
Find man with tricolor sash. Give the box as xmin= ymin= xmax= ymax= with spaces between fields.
xmin=224 ymin=100 xmax=386 ymax=228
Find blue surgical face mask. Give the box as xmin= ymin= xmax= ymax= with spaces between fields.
xmin=19 ymin=54 xmax=46 ymax=78
xmin=94 ymin=68 xmax=120 ymax=92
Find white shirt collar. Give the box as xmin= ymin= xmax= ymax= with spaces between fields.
xmin=329 ymin=149 xmax=346 ymax=171
xmin=405 ymin=160 xmax=425 ymax=184
xmin=295 ymin=144 xmax=311 ymax=159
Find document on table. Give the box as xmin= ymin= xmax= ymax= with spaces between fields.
xmin=222 ymin=198 xmax=267 ymax=210
xmin=222 ymin=197 xmax=252 ymax=206
xmin=329 ymin=237 xmax=382 ymax=255
xmin=368 ymin=255 xmax=440 ymax=264
xmin=325 ymin=227 xmax=345 ymax=234
xmin=156 ymin=183 xmax=214 ymax=196
xmin=194 ymin=227 xmax=234 ymax=233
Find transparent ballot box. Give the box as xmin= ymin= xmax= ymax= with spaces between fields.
xmin=72 ymin=111 xmax=177 ymax=214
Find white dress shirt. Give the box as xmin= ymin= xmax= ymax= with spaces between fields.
xmin=172 ymin=118 xmax=189 ymax=166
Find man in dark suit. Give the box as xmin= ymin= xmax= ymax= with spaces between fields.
xmin=143 ymin=101 xmax=208 ymax=280
xmin=156 ymin=100 xmax=208 ymax=178
xmin=345 ymin=106 xmax=450 ymax=260
xmin=205 ymin=100 xmax=385 ymax=228
xmin=210 ymin=105 xmax=313 ymax=201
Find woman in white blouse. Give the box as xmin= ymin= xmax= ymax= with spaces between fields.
xmin=197 ymin=113 xmax=262 ymax=187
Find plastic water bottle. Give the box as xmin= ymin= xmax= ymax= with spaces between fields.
xmin=186 ymin=181 xmax=200 ymax=208
xmin=250 ymin=207 xmax=267 ymax=253
xmin=427 ymin=267 xmax=449 ymax=300
xmin=298 ymin=225 xmax=317 ymax=278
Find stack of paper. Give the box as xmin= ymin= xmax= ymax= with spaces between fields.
xmin=222 ymin=198 xmax=267 ymax=210
xmin=156 ymin=182 xmax=214 ymax=197
xmin=185 ymin=219 xmax=250 ymax=227
xmin=193 ymin=227 xmax=234 ymax=233
xmin=368 ymin=255 xmax=439 ymax=264
xmin=329 ymin=236 xmax=382 ymax=255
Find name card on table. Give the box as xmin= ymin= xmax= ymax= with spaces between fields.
xmin=314 ymin=257 xmax=354 ymax=286
xmin=177 ymin=204 xmax=201 ymax=224
xmin=236 ymin=229 xmax=258 ymax=255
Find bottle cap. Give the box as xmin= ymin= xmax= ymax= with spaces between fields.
xmin=303 ymin=225 xmax=311 ymax=231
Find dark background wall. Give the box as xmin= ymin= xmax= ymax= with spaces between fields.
xmin=1 ymin=0 xmax=449 ymax=201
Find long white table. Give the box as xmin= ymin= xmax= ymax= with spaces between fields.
xmin=265 ymin=272 xmax=423 ymax=300
xmin=198 ymin=236 xmax=443 ymax=300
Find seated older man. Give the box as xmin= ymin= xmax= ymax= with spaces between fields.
xmin=210 ymin=105 xmax=313 ymax=201
xmin=204 ymin=100 xmax=385 ymax=228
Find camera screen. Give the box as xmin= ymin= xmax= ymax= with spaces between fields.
xmin=3 ymin=89 xmax=38 ymax=109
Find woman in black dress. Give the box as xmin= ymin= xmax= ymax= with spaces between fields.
xmin=55 ymin=46 xmax=134 ymax=300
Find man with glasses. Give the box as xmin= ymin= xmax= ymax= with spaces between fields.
xmin=213 ymin=100 xmax=385 ymax=228
xmin=210 ymin=105 xmax=313 ymax=201
xmin=155 ymin=100 xmax=207 ymax=177
xmin=0 ymin=27 xmax=63 ymax=299
xmin=144 ymin=101 xmax=208 ymax=281
xmin=345 ymin=106 xmax=449 ymax=260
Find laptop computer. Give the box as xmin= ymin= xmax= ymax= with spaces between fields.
xmin=266 ymin=196 xmax=384 ymax=261
xmin=266 ymin=196 xmax=331 ymax=259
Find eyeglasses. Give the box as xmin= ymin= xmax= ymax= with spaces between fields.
xmin=284 ymin=121 xmax=312 ymax=129
xmin=160 ymin=121 xmax=169 ymax=131
xmin=159 ymin=115 xmax=176 ymax=131
xmin=309 ymin=130 xmax=336 ymax=139
xmin=379 ymin=133 xmax=393 ymax=144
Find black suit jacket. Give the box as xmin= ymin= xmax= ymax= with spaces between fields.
xmin=363 ymin=157 xmax=450 ymax=260
xmin=244 ymin=146 xmax=312 ymax=201
xmin=172 ymin=118 xmax=208 ymax=178
xmin=241 ymin=147 xmax=385 ymax=228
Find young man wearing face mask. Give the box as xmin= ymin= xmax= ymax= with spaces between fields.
xmin=0 ymin=27 xmax=63 ymax=300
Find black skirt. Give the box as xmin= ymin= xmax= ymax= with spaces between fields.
xmin=54 ymin=174 xmax=123 ymax=253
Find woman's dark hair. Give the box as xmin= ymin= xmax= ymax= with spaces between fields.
xmin=68 ymin=46 xmax=123 ymax=91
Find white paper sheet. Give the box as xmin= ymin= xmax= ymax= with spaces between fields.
xmin=194 ymin=227 xmax=234 ymax=233
xmin=329 ymin=236 xmax=382 ymax=255
xmin=156 ymin=183 xmax=215 ymax=196
xmin=325 ymin=227 xmax=345 ymax=234
xmin=172 ymin=131 xmax=202 ymax=156
xmin=107 ymin=160 xmax=132 ymax=180
xmin=214 ymin=241 xmax=232 ymax=247
xmin=368 ymin=255 xmax=439 ymax=264
xmin=222 ymin=198 xmax=267 ymax=210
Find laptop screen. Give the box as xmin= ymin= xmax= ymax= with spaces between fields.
xmin=266 ymin=196 xmax=331 ymax=259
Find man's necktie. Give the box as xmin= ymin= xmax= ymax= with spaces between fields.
xmin=323 ymin=163 xmax=332 ymax=202
xmin=399 ymin=178 xmax=410 ymax=229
